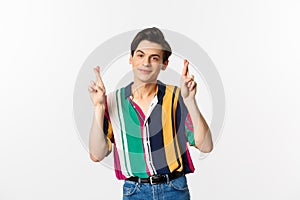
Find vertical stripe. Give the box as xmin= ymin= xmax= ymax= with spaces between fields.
xmin=172 ymin=87 xmax=183 ymax=172
xmin=121 ymin=88 xmax=148 ymax=178
xmin=128 ymin=98 xmax=152 ymax=176
xmin=108 ymin=90 xmax=130 ymax=177
xmin=143 ymin=95 xmax=158 ymax=175
xmin=148 ymin=85 xmax=170 ymax=174
xmin=107 ymin=91 xmax=127 ymax=178
xmin=162 ymin=85 xmax=180 ymax=172
xmin=116 ymin=89 xmax=132 ymax=176
xmin=185 ymin=144 xmax=195 ymax=172
xmin=104 ymin=96 xmax=114 ymax=142
xmin=185 ymin=113 xmax=195 ymax=146
xmin=145 ymin=123 xmax=156 ymax=175
xmin=113 ymin=142 xmax=127 ymax=179
xmin=176 ymin=89 xmax=195 ymax=173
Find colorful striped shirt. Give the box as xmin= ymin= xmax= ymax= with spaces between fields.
xmin=103 ymin=80 xmax=195 ymax=180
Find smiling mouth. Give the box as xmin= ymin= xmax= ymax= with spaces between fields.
xmin=138 ymin=69 xmax=151 ymax=73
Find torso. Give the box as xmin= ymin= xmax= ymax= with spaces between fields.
xmin=132 ymin=97 xmax=154 ymax=116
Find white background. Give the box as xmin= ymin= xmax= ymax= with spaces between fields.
xmin=1 ymin=0 xmax=299 ymax=199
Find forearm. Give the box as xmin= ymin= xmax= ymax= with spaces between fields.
xmin=184 ymin=99 xmax=213 ymax=153
xmin=89 ymin=105 xmax=109 ymax=162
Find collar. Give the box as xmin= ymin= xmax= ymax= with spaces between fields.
xmin=124 ymin=80 xmax=165 ymax=100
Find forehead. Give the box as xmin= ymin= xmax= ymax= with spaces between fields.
xmin=135 ymin=40 xmax=164 ymax=54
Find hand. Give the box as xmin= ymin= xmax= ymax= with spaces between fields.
xmin=88 ymin=66 xmax=106 ymax=108
xmin=180 ymin=59 xmax=197 ymax=101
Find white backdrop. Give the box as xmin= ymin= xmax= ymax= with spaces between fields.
xmin=0 ymin=0 xmax=299 ymax=199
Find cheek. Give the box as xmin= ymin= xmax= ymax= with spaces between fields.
xmin=131 ymin=60 xmax=140 ymax=67
xmin=154 ymin=67 xmax=162 ymax=74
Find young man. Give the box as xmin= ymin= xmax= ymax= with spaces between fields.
xmin=88 ymin=27 xmax=213 ymax=200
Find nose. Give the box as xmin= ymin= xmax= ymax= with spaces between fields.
xmin=142 ymin=56 xmax=151 ymax=67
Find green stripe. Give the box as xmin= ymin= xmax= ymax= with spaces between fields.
xmin=116 ymin=89 xmax=130 ymax=175
xmin=185 ymin=117 xmax=195 ymax=146
xmin=120 ymin=88 xmax=148 ymax=178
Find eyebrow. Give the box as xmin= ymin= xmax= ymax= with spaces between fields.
xmin=136 ymin=50 xmax=161 ymax=58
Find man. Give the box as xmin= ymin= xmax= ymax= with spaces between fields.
xmin=88 ymin=27 xmax=213 ymax=200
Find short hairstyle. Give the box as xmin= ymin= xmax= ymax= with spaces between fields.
xmin=130 ymin=27 xmax=172 ymax=63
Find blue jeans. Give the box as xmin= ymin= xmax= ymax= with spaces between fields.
xmin=122 ymin=175 xmax=190 ymax=200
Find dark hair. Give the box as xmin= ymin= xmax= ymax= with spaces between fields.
xmin=130 ymin=27 xmax=172 ymax=63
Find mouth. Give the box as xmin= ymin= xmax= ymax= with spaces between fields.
xmin=138 ymin=69 xmax=152 ymax=74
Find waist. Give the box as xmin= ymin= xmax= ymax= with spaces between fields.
xmin=125 ymin=171 xmax=185 ymax=184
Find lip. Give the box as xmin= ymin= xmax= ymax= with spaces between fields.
xmin=138 ymin=69 xmax=152 ymax=74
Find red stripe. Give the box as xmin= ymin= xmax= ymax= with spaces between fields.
xmin=129 ymin=98 xmax=151 ymax=176
xmin=185 ymin=113 xmax=194 ymax=132
xmin=113 ymin=144 xmax=127 ymax=180
xmin=185 ymin=144 xmax=195 ymax=172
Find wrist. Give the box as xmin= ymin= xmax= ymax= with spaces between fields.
xmin=94 ymin=104 xmax=105 ymax=111
xmin=183 ymin=97 xmax=196 ymax=107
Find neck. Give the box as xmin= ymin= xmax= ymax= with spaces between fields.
xmin=131 ymin=81 xmax=157 ymax=100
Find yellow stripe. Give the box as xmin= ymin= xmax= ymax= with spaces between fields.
xmin=173 ymin=87 xmax=183 ymax=172
xmin=107 ymin=120 xmax=113 ymax=152
xmin=162 ymin=85 xmax=179 ymax=171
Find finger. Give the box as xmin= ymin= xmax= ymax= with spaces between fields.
xmin=90 ymin=84 xmax=98 ymax=91
xmin=184 ymin=77 xmax=193 ymax=84
xmin=88 ymin=86 xmax=95 ymax=93
xmin=90 ymin=80 xmax=97 ymax=88
xmin=90 ymin=80 xmax=104 ymax=91
xmin=189 ymin=81 xmax=197 ymax=91
xmin=97 ymin=79 xmax=105 ymax=89
xmin=90 ymin=81 xmax=101 ymax=91
xmin=181 ymin=59 xmax=189 ymax=76
xmin=93 ymin=66 xmax=104 ymax=87
xmin=93 ymin=66 xmax=101 ymax=80
xmin=188 ymin=74 xmax=194 ymax=80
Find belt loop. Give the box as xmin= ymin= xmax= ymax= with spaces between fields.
xmin=150 ymin=176 xmax=153 ymax=185
xmin=138 ymin=177 xmax=141 ymax=186
xmin=166 ymin=174 xmax=170 ymax=184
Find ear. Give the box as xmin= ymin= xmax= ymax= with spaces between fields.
xmin=161 ymin=60 xmax=169 ymax=70
xmin=129 ymin=54 xmax=133 ymax=64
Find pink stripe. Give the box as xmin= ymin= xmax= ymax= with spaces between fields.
xmin=129 ymin=99 xmax=151 ymax=176
xmin=130 ymin=99 xmax=145 ymax=119
xmin=113 ymin=144 xmax=127 ymax=180
xmin=185 ymin=144 xmax=195 ymax=172
xmin=140 ymin=120 xmax=151 ymax=176
xmin=185 ymin=113 xmax=194 ymax=132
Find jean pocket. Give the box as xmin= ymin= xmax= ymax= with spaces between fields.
xmin=123 ymin=181 xmax=139 ymax=196
xmin=169 ymin=176 xmax=189 ymax=191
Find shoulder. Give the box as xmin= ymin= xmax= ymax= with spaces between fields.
xmin=105 ymin=86 xmax=128 ymax=102
xmin=158 ymin=80 xmax=180 ymax=92
xmin=164 ymin=84 xmax=181 ymax=96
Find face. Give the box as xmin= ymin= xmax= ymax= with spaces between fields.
xmin=129 ymin=40 xmax=169 ymax=84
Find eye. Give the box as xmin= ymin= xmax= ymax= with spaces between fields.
xmin=152 ymin=57 xmax=159 ymax=61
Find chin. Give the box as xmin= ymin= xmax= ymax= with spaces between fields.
xmin=137 ymin=77 xmax=157 ymax=84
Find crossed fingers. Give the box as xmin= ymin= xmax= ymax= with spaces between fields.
xmin=182 ymin=59 xmax=197 ymax=91
xmin=88 ymin=66 xmax=106 ymax=93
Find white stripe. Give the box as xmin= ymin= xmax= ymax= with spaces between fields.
xmin=116 ymin=89 xmax=132 ymax=176
xmin=145 ymin=122 xmax=156 ymax=174
xmin=143 ymin=95 xmax=158 ymax=175
xmin=144 ymin=95 xmax=158 ymax=125
xmin=142 ymin=125 xmax=154 ymax=175
xmin=107 ymin=90 xmax=130 ymax=177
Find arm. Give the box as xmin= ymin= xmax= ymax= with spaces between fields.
xmin=183 ymin=98 xmax=213 ymax=153
xmin=89 ymin=105 xmax=110 ymax=162
xmin=88 ymin=66 xmax=110 ymax=162
xmin=180 ymin=59 xmax=213 ymax=153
